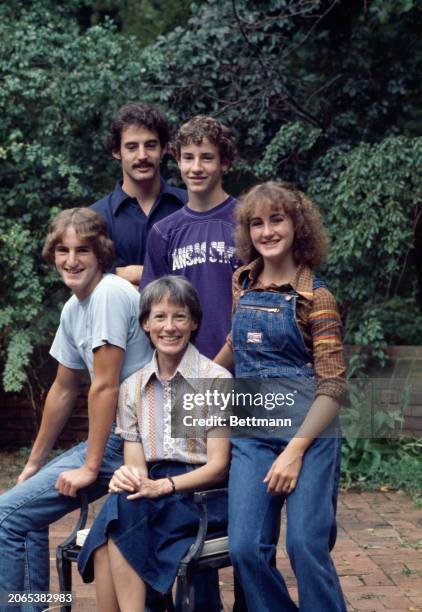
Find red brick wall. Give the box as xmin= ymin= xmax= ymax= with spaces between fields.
xmin=0 ymin=387 xmax=88 ymax=449
xmin=365 ymin=346 xmax=422 ymax=437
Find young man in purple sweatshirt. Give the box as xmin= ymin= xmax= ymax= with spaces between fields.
xmin=140 ymin=115 xmax=239 ymax=359
xmin=141 ymin=116 xmax=242 ymax=611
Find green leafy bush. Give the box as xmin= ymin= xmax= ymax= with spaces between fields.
xmin=0 ymin=1 xmax=153 ymax=400
xmin=310 ymin=135 xmax=422 ymax=354
xmin=340 ymin=385 xmax=422 ymax=503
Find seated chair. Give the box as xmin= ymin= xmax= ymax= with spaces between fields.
xmin=56 ymin=489 xmax=231 ymax=612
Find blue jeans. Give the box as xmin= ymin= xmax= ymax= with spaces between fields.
xmin=0 ymin=435 xmax=221 ymax=612
xmin=0 ymin=434 xmax=124 ymax=612
xmin=228 ymin=436 xmax=346 ymax=612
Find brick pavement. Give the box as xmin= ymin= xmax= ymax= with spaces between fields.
xmin=36 ymin=490 xmax=422 ymax=611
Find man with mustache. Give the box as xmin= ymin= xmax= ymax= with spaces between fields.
xmin=91 ymin=102 xmax=187 ymax=287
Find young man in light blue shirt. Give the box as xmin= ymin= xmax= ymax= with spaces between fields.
xmin=0 ymin=208 xmax=152 ymax=610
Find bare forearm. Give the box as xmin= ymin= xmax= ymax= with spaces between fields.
xmin=124 ymin=441 xmax=148 ymax=474
xmin=116 ymin=265 xmax=143 ymax=286
xmin=149 ymin=460 xmax=228 ymax=497
xmin=172 ymin=459 xmax=228 ymax=493
xmin=108 ymin=442 xmax=148 ymax=493
xmin=161 ymin=434 xmax=230 ymax=494
xmin=169 ymin=434 xmax=230 ymax=493
xmin=126 ymin=436 xmax=230 ymax=499
xmin=289 ymin=394 xmax=340 ymax=454
xmin=85 ymin=384 xmax=119 ymax=474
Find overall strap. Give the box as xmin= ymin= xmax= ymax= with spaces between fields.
xmin=312 ymin=276 xmax=326 ymax=290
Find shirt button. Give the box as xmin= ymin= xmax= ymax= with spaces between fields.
xmin=306 ymin=362 xmax=313 ymax=368
xmin=285 ymin=295 xmax=292 ymax=301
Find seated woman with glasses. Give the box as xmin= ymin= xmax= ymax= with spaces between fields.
xmin=78 ymin=275 xmax=230 ymax=612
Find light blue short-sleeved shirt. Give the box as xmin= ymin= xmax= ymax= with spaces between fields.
xmin=50 ymin=274 xmax=152 ymax=382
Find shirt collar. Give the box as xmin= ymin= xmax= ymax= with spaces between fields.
xmin=110 ymin=179 xmax=185 ymax=216
xmin=240 ymin=258 xmax=314 ymax=301
xmin=110 ymin=182 xmax=134 ymax=215
xmin=140 ymin=342 xmax=202 ymax=390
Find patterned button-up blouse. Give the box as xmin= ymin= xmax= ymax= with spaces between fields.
xmin=115 ymin=342 xmax=232 ymax=463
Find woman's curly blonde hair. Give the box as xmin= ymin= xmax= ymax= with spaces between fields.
xmin=235 ymin=181 xmax=328 ymax=268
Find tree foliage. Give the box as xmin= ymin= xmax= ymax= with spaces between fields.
xmin=1 ymin=0 xmax=421 ymax=403
xmin=0 ymin=0 xmax=148 ymax=397
xmin=310 ymin=135 xmax=422 ymax=358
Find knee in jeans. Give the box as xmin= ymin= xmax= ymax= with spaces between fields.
xmin=0 ymin=514 xmax=21 ymax=538
xmin=0 ymin=510 xmax=45 ymax=546
xmin=229 ymin=534 xmax=258 ymax=568
xmin=286 ymin=528 xmax=330 ymax=568
xmin=286 ymin=529 xmax=311 ymax=561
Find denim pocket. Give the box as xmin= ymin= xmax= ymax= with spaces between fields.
xmin=233 ymin=303 xmax=287 ymax=352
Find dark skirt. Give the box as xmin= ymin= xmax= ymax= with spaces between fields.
xmin=77 ymin=461 xmax=227 ymax=594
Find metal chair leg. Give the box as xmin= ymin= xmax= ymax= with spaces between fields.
xmin=56 ymin=545 xmax=72 ymax=612
xmin=177 ymin=571 xmax=195 ymax=612
xmin=161 ymin=592 xmax=176 ymax=612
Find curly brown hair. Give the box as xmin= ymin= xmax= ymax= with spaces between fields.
xmin=42 ymin=208 xmax=115 ymax=271
xmin=172 ymin=115 xmax=236 ymax=165
xmin=104 ymin=101 xmax=171 ymax=153
xmin=235 ymin=181 xmax=328 ymax=268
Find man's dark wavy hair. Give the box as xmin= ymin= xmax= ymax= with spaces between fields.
xmin=104 ymin=101 xmax=171 ymax=152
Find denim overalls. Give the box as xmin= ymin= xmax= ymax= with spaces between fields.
xmin=228 ymin=277 xmax=347 ymax=612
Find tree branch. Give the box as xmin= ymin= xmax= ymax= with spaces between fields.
xmin=231 ymin=0 xmax=335 ymax=128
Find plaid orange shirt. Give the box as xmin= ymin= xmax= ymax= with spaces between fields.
xmin=229 ymin=258 xmax=347 ymax=402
